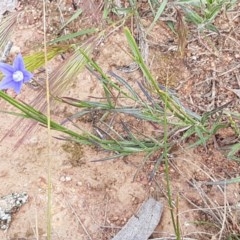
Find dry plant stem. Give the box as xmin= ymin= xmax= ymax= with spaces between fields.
xmin=150 ymin=238 xmax=197 ymax=240
xmin=34 ymin=201 xmax=39 ymax=240
xmin=42 ymin=1 xmax=52 ymax=239
xmin=218 ymin=185 xmax=227 ymax=240
xmin=28 ymin=197 xmax=39 ymax=239
xmin=163 ymin=74 xmax=180 ymax=238
xmin=171 ymin=156 xmax=234 ymax=237
xmin=56 ymin=0 xmax=67 ymax=36
xmin=63 ymin=193 xmax=93 ymax=240
xmin=175 ymin=8 xmax=187 ymax=57
xmin=218 ymin=63 xmax=240 ymax=77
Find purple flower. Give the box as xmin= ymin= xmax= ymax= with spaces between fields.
xmin=0 ymin=53 xmax=33 ymax=94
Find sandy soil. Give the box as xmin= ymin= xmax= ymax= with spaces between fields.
xmin=0 ymin=1 xmax=240 ymax=240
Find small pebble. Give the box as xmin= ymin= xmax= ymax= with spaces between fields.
xmin=65 ymin=176 xmax=72 ymax=182
xmin=10 ymin=45 xmax=21 ymax=55
xmin=60 ymin=175 xmax=72 ymax=182
xmin=60 ymin=176 xmax=66 ymax=182
xmin=76 ymin=181 xmax=82 ymax=186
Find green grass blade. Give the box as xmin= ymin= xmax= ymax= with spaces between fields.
xmin=108 ymin=71 xmax=141 ymax=101
xmin=228 ymin=142 xmax=240 ymax=160
xmin=49 ymin=28 xmax=96 ymax=44
xmin=181 ymin=125 xmax=195 ymax=140
xmin=79 ymin=51 xmax=115 ymax=107
xmin=0 ymin=42 xmax=95 ymax=146
xmin=1 ymin=91 xmax=162 ymax=155
xmin=184 ymin=9 xmax=204 ymax=25
xmin=0 ymin=110 xmax=27 ymax=118
xmin=0 ymin=90 xmax=98 ymax=143
xmin=124 ymin=27 xmax=198 ymax=124
xmin=147 ymin=0 xmax=168 ymax=34
xmin=205 ymin=4 xmax=222 ymax=22
xmin=82 ymin=55 xmax=141 ymax=104
xmin=194 ymin=125 xmax=207 ymax=148
xmin=205 ymin=176 xmax=240 ymax=185
xmin=62 ymin=97 xmax=111 ymax=109
xmin=59 ymin=8 xmax=83 ymax=31
xmin=162 ymin=74 xmax=181 ymax=239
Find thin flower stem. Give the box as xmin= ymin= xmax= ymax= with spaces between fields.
xmin=163 ymin=73 xmax=181 ymax=239
xmin=42 ymin=1 xmax=52 ymax=239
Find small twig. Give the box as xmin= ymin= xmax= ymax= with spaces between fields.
xmin=210 ymin=69 xmax=216 ymax=111
xmin=218 ymin=63 xmax=240 ymax=77
xmin=223 ymin=33 xmax=240 ymax=47
xmin=63 ymin=194 xmax=93 ymax=240
xmin=99 ymin=225 xmax=121 ymax=229
xmin=103 ymin=194 xmax=110 ymax=230
xmin=57 ymin=0 xmax=67 ymax=35
xmin=236 ymin=73 xmax=240 ymax=88
xmin=150 ymin=238 xmax=197 ymax=240
xmin=218 ymin=185 xmax=227 ymax=240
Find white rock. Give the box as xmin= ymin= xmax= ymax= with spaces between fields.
xmin=0 ymin=0 xmax=18 ymax=16
xmin=65 ymin=176 xmax=72 ymax=182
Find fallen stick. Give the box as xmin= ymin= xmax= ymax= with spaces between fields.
xmin=112 ymin=198 xmax=163 ymax=240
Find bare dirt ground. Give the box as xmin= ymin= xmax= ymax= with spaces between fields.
xmin=0 ymin=1 xmax=240 ymax=240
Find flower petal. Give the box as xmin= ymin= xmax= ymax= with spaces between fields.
xmin=13 ymin=81 xmax=23 ymax=94
xmin=22 ymin=69 xmax=33 ymax=83
xmin=0 ymin=77 xmax=23 ymax=94
xmin=13 ymin=53 xmax=25 ymax=71
xmin=0 ymin=62 xmax=14 ymax=76
xmin=5 ymin=80 xmax=23 ymax=94
xmin=0 ymin=76 xmax=14 ymax=89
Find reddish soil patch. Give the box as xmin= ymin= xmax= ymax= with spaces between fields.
xmin=0 ymin=1 xmax=240 ymax=240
